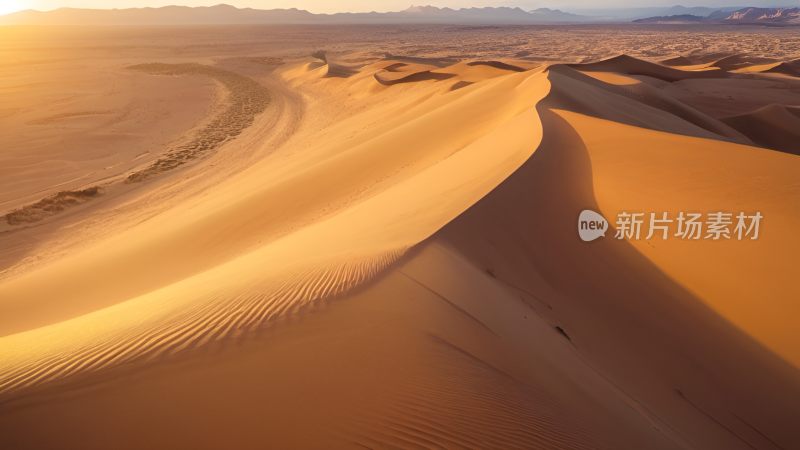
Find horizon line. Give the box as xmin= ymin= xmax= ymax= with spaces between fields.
xmin=5 ymin=3 xmax=794 ymax=16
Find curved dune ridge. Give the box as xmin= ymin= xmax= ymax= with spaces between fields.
xmin=0 ymin=59 xmax=550 ymax=395
xmin=711 ymin=54 xmax=780 ymax=72
xmin=660 ymin=55 xmax=694 ymax=66
xmin=1 ymin=53 xmax=800 ymax=449
xmin=722 ymin=104 xmax=800 ymax=155
xmin=374 ymin=68 xmax=457 ymax=85
xmin=569 ymin=54 xmax=724 ymax=82
xmin=741 ymin=59 xmax=800 ymax=77
xmin=467 ymin=60 xmax=527 ymax=72
xmin=309 ymin=51 xmax=360 ymax=79
xmin=546 ymin=64 xmax=750 ymax=142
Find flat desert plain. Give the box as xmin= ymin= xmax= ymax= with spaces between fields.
xmin=1 ymin=24 xmax=800 ymax=449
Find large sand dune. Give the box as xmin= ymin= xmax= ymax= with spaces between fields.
xmin=1 ymin=25 xmax=799 ymax=449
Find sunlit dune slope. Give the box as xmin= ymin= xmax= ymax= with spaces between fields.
xmin=1 ymin=53 xmax=800 ymax=450
xmin=0 ymin=60 xmax=550 ymax=390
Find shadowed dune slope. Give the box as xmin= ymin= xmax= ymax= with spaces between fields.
xmin=723 ymin=104 xmax=800 ymax=155
xmin=467 ymin=60 xmax=527 ymax=72
xmin=374 ymin=69 xmax=457 ymax=85
xmin=434 ymin=104 xmax=800 ymax=450
xmin=762 ymin=60 xmax=800 ymax=77
xmin=570 ymin=54 xmax=722 ymax=82
xmin=660 ymin=55 xmax=694 ymax=66
xmin=547 ymin=65 xmax=749 ymax=143
xmin=383 ymin=53 xmax=458 ymax=67
xmin=712 ymin=54 xmax=779 ymax=72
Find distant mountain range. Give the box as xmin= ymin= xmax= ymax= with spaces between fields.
xmin=635 ymin=7 xmax=800 ymax=24
xmin=0 ymin=4 xmax=588 ymax=26
xmin=570 ymin=5 xmax=739 ymax=21
xmin=1 ymin=4 xmax=799 ymax=26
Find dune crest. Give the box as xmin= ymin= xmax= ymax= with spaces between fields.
xmin=0 ymin=63 xmax=551 ymax=402
xmin=723 ymin=104 xmax=800 ymax=155
xmin=570 ymin=54 xmax=722 ymax=82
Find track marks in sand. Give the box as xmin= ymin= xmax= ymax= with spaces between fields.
xmin=3 ymin=63 xmax=270 ymax=226
xmin=126 ymin=63 xmax=270 ymax=182
xmin=0 ymin=250 xmax=403 ymax=403
xmin=4 ymin=187 xmax=102 ymax=225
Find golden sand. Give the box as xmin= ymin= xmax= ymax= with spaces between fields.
xmin=1 ymin=25 xmax=799 ymax=449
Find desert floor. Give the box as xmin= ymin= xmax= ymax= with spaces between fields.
xmin=1 ymin=24 xmax=800 ymax=449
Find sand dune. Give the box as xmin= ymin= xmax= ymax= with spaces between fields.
xmin=764 ymin=60 xmax=800 ymax=77
xmin=374 ymin=68 xmax=457 ymax=85
xmin=660 ymin=55 xmax=694 ymax=66
xmin=570 ymin=54 xmax=722 ymax=82
xmin=711 ymin=54 xmax=780 ymax=72
xmin=467 ymin=60 xmax=527 ymax=72
xmin=659 ymin=54 xmax=800 ymax=78
xmin=2 ymin=25 xmax=800 ymax=450
xmin=741 ymin=60 xmax=800 ymax=77
xmin=383 ymin=53 xmax=459 ymax=67
xmin=546 ymin=64 xmax=748 ymax=143
xmin=0 ymin=56 xmax=551 ymax=373
xmin=309 ymin=51 xmax=360 ymax=78
xmin=432 ymin=103 xmax=800 ymax=449
xmin=723 ymin=104 xmax=800 ymax=155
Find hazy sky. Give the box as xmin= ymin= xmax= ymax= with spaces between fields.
xmin=7 ymin=0 xmax=799 ymax=14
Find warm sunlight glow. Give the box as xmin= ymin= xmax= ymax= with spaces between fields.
xmin=0 ymin=0 xmax=28 ymax=15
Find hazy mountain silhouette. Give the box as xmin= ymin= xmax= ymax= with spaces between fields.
xmin=635 ymin=6 xmax=800 ymax=24
xmin=0 ymin=4 xmax=589 ymax=26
